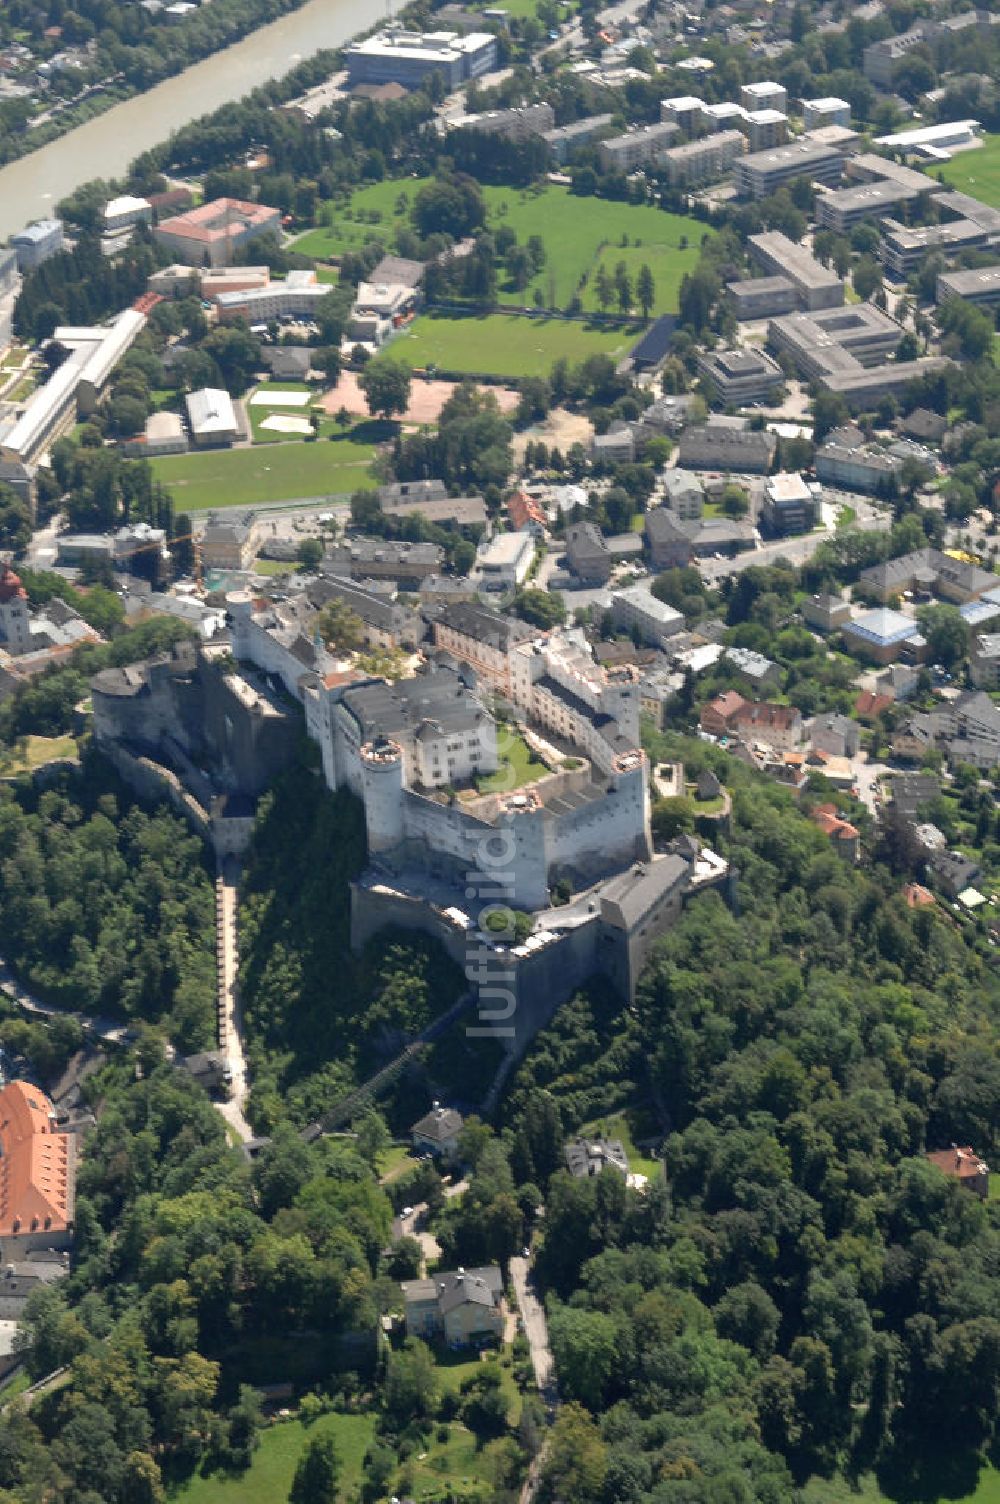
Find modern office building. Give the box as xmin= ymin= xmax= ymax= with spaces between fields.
xmin=697 ymin=346 xmax=785 ymax=405
xmin=154 ymin=198 xmax=282 ymax=268
xmin=748 ymin=231 xmax=844 ymax=310
xmin=734 ymin=138 xmax=843 ymax=199
xmin=10 ymin=219 xmax=63 ymax=271
xmin=879 ymin=216 xmax=990 ymax=278
xmin=657 ymin=130 xmax=744 ymax=188
xmin=727 ymin=275 xmax=799 ymax=320
xmin=611 ymin=586 xmax=684 ymax=648
xmin=937 ymin=265 xmax=1000 ymax=307
xmin=344 ymin=26 xmax=497 ymax=89
xmin=761 ymin=472 xmax=818 ymax=535
xmin=215 ymin=269 xmax=329 ymax=324
xmin=103 ymin=195 xmax=152 ymax=233
xmin=803 ymin=97 xmax=851 ymax=130
xmin=597 ymin=121 xmax=679 ymax=173
xmin=816 ymin=178 xmax=931 ymax=233
xmin=767 ymin=304 xmax=902 ymax=382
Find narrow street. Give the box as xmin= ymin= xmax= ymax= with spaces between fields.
xmin=510 ymin=1255 xmax=557 ymax=1402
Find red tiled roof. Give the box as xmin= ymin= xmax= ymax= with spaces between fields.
xmin=856 ymin=690 xmax=893 ymax=719
xmin=0 ymin=564 xmax=26 ymax=603
xmin=0 ymin=1081 xmax=74 ymax=1239
xmin=926 ymin=1146 xmax=988 ymax=1181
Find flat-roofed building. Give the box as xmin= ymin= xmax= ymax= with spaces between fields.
xmin=453 ymin=101 xmax=554 ymax=141
xmin=697 ymin=345 xmax=784 ymax=405
xmin=749 ymin=230 xmax=844 ymax=310
xmin=10 ymin=219 xmax=63 ymax=271
xmin=803 ymin=97 xmax=851 ymax=130
xmin=937 ymin=264 xmax=1000 ymax=307
xmin=745 ymin=109 xmax=788 ymax=153
xmin=741 ymin=80 xmax=787 ymax=113
xmin=873 ymin=119 xmax=981 ymax=154
xmin=660 ymin=95 xmax=703 ymax=132
xmin=816 ymin=178 xmax=933 ymax=233
xmin=658 ymin=129 xmax=744 ymax=188
xmin=104 ymin=194 xmax=151 ymax=233
xmin=598 ymin=120 xmax=680 ymax=173
xmin=727 ymin=275 xmax=798 ymax=320
xmin=762 ymin=472 xmax=817 ymax=535
xmin=542 ymin=113 xmax=613 ymax=163
xmin=472 ymin=530 xmax=534 ymax=594
xmin=344 ymin=26 xmax=497 ymax=88
xmin=879 ymin=216 xmax=990 ymax=278
xmin=767 ymin=304 xmax=902 ymax=382
xmin=734 ymin=138 xmax=843 ymax=199
xmin=823 ymin=358 xmax=953 ymax=408
xmin=677 ymin=420 xmax=776 ymax=474
xmin=611 ymin=585 xmax=684 ymax=647
xmin=702 ymin=101 xmax=748 ymax=132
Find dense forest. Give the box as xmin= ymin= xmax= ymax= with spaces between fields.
xmin=0 ymin=760 xmax=216 ymax=1049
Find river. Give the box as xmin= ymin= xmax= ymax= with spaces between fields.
xmin=0 ymin=0 xmax=387 ymax=239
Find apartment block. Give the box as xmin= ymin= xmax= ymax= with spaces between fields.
xmin=697 ymin=346 xmax=785 ymax=405
xmin=937 ymin=265 xmax=1000 ymax=307
xmin=660 ymin=95 xmax=703 ymax=133
xmin=734 ymin=138 xmax=843 ymax=199
xmin=727 ymin=275 xmax=798 ymax=320
xmin=879 ymin=217 xmax=989 ymax=279
xmin=745 ymin=110 xmax=788 ymax=153
xmin=741 ymin=80 xmax=787 ymax=113
xmin=803 ymin=97 xmax=851 ymax=130
xmin=543 ymin=113 xmax=613 ymax=164
xmin=657 ymin=130 xmax=744 ymax=188
xmin=598 ymin=121 xmax=680 ymax=173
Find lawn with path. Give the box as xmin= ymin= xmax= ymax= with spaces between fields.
xmin=291 ymin=176 xmax=433 ymax=260
xmin=170 ymin=1412 xmax=375 ymax=1504
xmin=475 ymin=732 xmax=551 ymax=792
xmin=929 ymin=134 xmax=1000 ymax=207
xmin=151 ymin=428 xmax=379 ymax=509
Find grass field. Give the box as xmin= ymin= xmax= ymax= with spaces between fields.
xmin=929 ymin=134 xmax=1000 ymax=207
xmin=800 ymin=1463 xmax=1000 ymax=1504
xmin=151 ymin=430 xmax=378 ymax=509
xmin=0 ymin=735 xmax=78 ymax=775
xmin=389 ymin=310 xmax=637 ymax=378
xmin=295 ymin=180 xmax=705 ymax=318
xmin=246 ymin=381 xmax=315 ymax=445
xmin=476 ymin=732 xmax=550 ymax=792
xmin=172 ymin=1412 xmax=375 ymax=1504
xmin=481 ymin=184 xmax=706 ymax=314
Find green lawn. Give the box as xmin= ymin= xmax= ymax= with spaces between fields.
xmin=929 ymin=134 xmax=1000 ymax=208
xmin=482 ymin=184 xmax=707 ymax=314
xmin=292 ymin=176 xmax=434 ymax=260
xmin=388 ymin=310 xmax=637 ymax=378
xmin=171 ymin=1412 xmax=375 ymax=1504
xmin=0 ymin=735 xmax=78 ymax=775
xmin=151 ymin=430 xmax=379 ymax=509
xmin=801 ymin=1463 xmax=1000 ymax=1504
xmin=253 ymin=559 xmax=299 ymax=576
xmin=577 ymin=1109 xmax=663 ymax=1182
xmin=379 ymin=1142 xmax=416 ymax=1183
xmin=246 ymin=381 xmax=315 ymax=445
xmin=476 ymin=732 xmax=550 ymax=792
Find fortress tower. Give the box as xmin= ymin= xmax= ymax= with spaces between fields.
xmin=361 ymin=736 xmax=405 ymax=858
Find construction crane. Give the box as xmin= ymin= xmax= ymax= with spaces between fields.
xmin=115 ymin=529 xmax=205 ymax=591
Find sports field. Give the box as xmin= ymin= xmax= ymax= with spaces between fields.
xmin=295 ymin=181 xmax=706 ymax=316
xmin=150 ymin=429 xmax=378 ymax=509
xmin=387 ymin=311 xmax=637 ymax=378
xmin=930 ymin=134 xmax=1000 ymax=205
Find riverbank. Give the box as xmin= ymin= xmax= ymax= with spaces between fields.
xmin=0 ymin=0 xmax=387 ymax=239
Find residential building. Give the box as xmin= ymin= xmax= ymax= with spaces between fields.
xmin=971 ymin=632 xmax=1000 ymax=689
xmin=937 ymin=265 xmax=1000 ymax=308
xmin=741 ymin=80 xmax=787 ymax=113
xmin=660 ymin=95 xmax=704 ymax=133
xmin=761 ymin=472 xmax=817 ymax=535
xmin=858 ymin=548 xmax=997 ymax=604
xmin=0 ymin=249 xmax=18 ymax=358
xmin=564 ymin=1136 xmax=629 ymax=1178
xmin=928 ymin=847 xmax=982 ymax=898
xmin=879 ymin=217 xmax=989 ymax=279
xmin=10 ymin=219 xmax=63 ymax=271
xmin=802 ymin=592 xmax=851 ymax=632
xmin=811 ymin=713 xmax=860 ymax=757
xmin=379 ymin=481 xmax=488 ymax=530
xmin=325 ymin=538 xmax=443 ymax=586
xmin=507 ymin=490 xmax=547 ymax=534
xmin=697 ymin=345 xmax=784 ymax=405
xmin=454 ymin=101 xmax=554 ymax=141
xmin=344 ymin=26 xmax=497 ymax=89
xmin=812 ymin=803 xmax=860 ymax=861
xmin=724 ymin=646 xmax=782 ymax=690
xmin=658 ymin=130 xmax=745 ymax=188
xmin=816 ymin=176 xmax=932 ymax=233
xmin=611 ymin=585 xmax=684 ymax=647
xmin=597 ymin=121 xmax=680 ymax=173
xmin=816 ymin=427 xmax=903 ymax=494
xmin=803 ymin=97 xmax=851 ymax=130
xmin=925 ymin=1146 xmax=989 ymax=1199
xmin=745 ymin=109 xmax=789 ymax=153
xmin=472 ymin=529 xmax=535 ymax=594
xmin=0 ymin=564 xmax=30 ymax=653
xmin=200 ymin=511 xmax=259 ymax=572
xmin=0 ymin=1080 xmax=75 ymax=1253
xmin=565 ymin=521 xmax=612 ymax=585
xmin=662 ymin=468 xmax=704 ymax=520
xmin=306 ymin=576 xmax=420 ymax=651
xmin=646 ymin=507 xmax=757 ymax=567
xmin=734 ymin=138 xmax=843 ymax=199
xmin=748 ymin=231 xmax=844 ymax=310
xmin=185 ymin=388 xmax=239 ymax=448
xmin=863 ymin=25 xmax=935 ymax=87
xmin=411 ymin=1102 xmax=463 ymax=1158
xmin=677 ymin=420 xmax=776 ymax=473
xmin=154 ymin=198 xmax=282 ymax=268
xmin=431 ymin=602 xmax=534 ymax=697
xmin=401 ymin=1266 xmax=504 ymax=1347
xmin=592 ymin=426 xmax=635 ymax=465
xmin=727 ymin=275 xmax=799 ymax=320
xmin=542 ymin=113 xmax=614 ymax=164
xmin=842 ymin=606 xmax=921 ymax=664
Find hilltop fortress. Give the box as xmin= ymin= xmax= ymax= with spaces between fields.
xmin=93 ymin=583 xmax=729 ymax=1046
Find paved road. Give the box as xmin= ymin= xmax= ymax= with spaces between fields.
xmin=214 ymin=863 xmax=254 ymax=1144
xmin=0 ymin=957 xmax=130 ymax=1047
xmin=698 ymin=497 xmax=890 ymax=583
xmin=510 ymin=1256 xmax=557 ymax=1402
